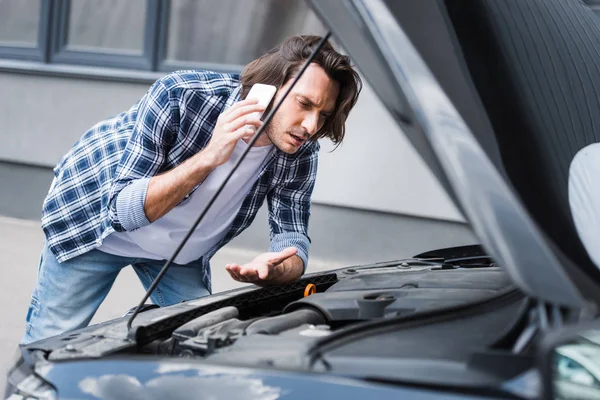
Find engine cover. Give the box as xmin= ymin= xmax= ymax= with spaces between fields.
xmin=285 ymin=267 xmax=512 ymax=321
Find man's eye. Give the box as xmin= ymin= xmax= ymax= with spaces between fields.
xmin=298 ymin=100 xmax=310 ymax=108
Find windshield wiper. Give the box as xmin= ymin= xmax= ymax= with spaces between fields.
xmin=340 ymin=252 xmax=496 ymax=274
xmin=126 ymin=32 xmax=333 ymax=334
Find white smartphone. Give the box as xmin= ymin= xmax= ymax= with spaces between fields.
xmin=246 ymin=83 xmax=277 ymax=121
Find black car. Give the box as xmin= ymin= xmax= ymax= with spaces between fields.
xmin=7 ymin=0 xmax=600 ymax=399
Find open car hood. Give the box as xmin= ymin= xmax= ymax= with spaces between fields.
xmin=308 ymin=0 xmax=597 ymax=309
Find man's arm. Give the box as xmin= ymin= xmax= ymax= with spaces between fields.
xmin=143 ymin=150 xmax=215 ymax=222
xmin=144 ymin=98 xmax=265 ymax=221
xmin=107 ymin=79 xmax=174 ymax=232
xmin=225 ymin=141 xmax=320 ymax=285
xmin=266 ymin=140 xmax=320 ymax=272
xmin=108 ymin=77 xmax=265 ymax=229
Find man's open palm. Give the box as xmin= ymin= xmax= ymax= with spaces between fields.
xmin=226 ymin=247 xmax=298 ymax=283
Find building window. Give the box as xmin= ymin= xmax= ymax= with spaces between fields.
xmin=164 ymin=0 xmax=325 ymax=68
xmin=65 ymin=0 xmax=147 ymax=54
xmin=0 ymin=0 xmax=49 ymax=62
xmin=49 ymin=0 xmax=158 ymax=69
xmin=0 ymin=0 xmax=41 ymax=47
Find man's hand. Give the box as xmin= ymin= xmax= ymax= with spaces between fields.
xmin=143 ymin=98 xmax=266 ymax=222
xmin=226 ymin=247 xmax=304 ymax=286
xmin=202 ymin=98 xmax=266 ymax=167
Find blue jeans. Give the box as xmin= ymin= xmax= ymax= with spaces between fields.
xmin=22 ymin=242 xmax=209 ymax=344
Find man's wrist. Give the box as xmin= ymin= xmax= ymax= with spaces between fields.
xmin=272 ymin=255 xmax=303 ymax=283
xmin=268 ymin=232 xmax=310 ymax=274
xmin=191 ymin=149 xmax=219 ymax=171
xmin=177 ymin=149 xmax=218 ymax=189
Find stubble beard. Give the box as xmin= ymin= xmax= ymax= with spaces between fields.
xmin=262 ymin=117 xmax=288 ymax=153
xmin=261 ymin=115 xmax=304 ymax=154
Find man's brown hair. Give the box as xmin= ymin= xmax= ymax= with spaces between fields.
xmin=240 ymin=35 xmax=362 ymax=145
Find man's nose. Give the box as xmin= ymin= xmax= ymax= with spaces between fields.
xmin=301 ymin=113 xmax=319 ymax=136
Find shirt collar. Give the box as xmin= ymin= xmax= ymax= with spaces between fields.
xmin=224 ymin=84 xmax=242 ymax=110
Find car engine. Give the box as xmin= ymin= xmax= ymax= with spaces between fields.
xmin=138 ymin=264 xmax=518 ymax=370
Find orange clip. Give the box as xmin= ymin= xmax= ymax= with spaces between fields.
xmin=304 ymin=283 xmax=317 ymax=297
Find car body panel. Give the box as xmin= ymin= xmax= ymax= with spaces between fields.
xmin=35 ymin=359 xmax=488 ymax=400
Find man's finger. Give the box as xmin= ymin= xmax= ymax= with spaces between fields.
xmin=222 ymin=98 xmax=259 ymax=118
xmin=269 ymin=247 xmax=298 ymax=265
xmin=225 ymin=264 xmax=237 ymax=278
xmin=226 ymin=268 xmax=242 ymax=282
xmin=224 ymin=102 xmax=265 ymax=124
xmin=227 ymin=263 xmax=241 ymax=271
xmin=240 ymin=267 xmax=259 ymax=281
xmin=257 ymin=264 xmax=270 ymax=280
xmin=226 ymin=114 xmax=263 ymax=133
xmin=232 ymin=126 xmax=258 ymax=142
xmin=226 ymin=264 xmax=245 ymax=282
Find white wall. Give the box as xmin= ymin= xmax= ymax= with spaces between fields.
xmin=313 ymin=81 xmax=463 ymax=222
xmin=0 ymin=73 xmax=147 ymax=166
xmin=0 ymin=71 xmax=463 ymax=222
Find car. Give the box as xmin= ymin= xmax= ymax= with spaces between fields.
xmin=7 ymin=0 xmax=600 ymax=399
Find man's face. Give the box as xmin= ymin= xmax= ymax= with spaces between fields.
xmin=261 ymin=63 xmax=340 ymax=154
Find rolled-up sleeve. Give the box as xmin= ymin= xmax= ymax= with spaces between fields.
xmin=107 ymin=79 xmax=175 ymax=232
xmin=267 ymin=141 xmax=319 ymax=273
xmin=115 ymin=177 xmax=152 ymax=231
xmin=269 ymin=231 xmax=311 ymax=273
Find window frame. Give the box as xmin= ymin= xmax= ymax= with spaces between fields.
xmin=0 ymin=0 xmax=322 ymax=77
xmin=0 ymin=0 xmax=52 ymax=62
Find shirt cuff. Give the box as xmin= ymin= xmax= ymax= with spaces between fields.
xmin=269 ymin=232 xmax=310 ymax=274
xmin=116 ymin=177 xmax=151 ymax=231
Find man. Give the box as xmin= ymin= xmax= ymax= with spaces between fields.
xmin=23 ymin=35 xmax=361 ymax=344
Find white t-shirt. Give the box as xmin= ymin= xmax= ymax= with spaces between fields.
xmin=99 ymin=139 xmax=273 ymax=264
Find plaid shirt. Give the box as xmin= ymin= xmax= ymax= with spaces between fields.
xmin=41 ymin=70 xmax=319 ymax=292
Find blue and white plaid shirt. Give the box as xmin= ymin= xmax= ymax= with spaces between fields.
xmin=41 ymin=70 xmax=319 ymax=292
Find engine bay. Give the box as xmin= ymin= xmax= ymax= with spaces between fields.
xmin=25 ymin=250 xmax=540 ymax=390
xmin=140 ymin=265 xmax=519 ymax=371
